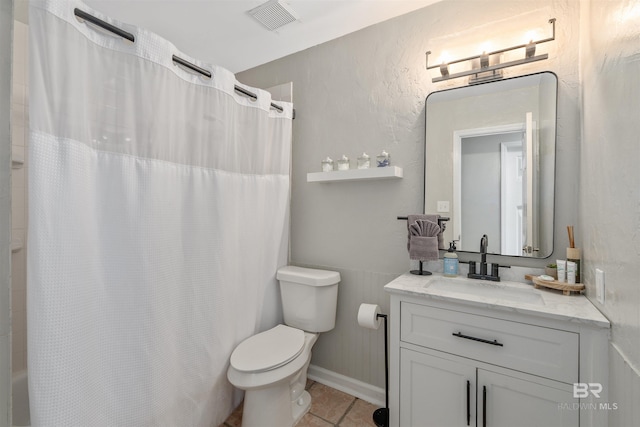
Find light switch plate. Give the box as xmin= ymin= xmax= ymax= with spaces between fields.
xmin=596 ymin=268 xmax=605 ymax=304
xmin=437 ymin=201 xmax=450 ymax=213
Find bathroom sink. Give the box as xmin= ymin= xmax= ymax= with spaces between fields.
xmin=426 ymin=278 xmax=545 ymax=305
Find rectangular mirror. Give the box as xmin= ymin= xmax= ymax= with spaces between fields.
xmin=425 ymin=72 xmax=557 ymax=258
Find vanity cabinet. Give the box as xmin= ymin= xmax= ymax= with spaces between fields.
xmin=400 ymin=348 xmax=578 ymax=427
xmin=385 ymin=274 xmax=610 ymax=427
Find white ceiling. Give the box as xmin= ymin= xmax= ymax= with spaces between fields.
xmin=18 ymin=0 xmax=440 ymax=73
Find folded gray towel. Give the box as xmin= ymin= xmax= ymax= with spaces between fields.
xmin=406 ymin=216 xmax=441 ymax=261
xmin=409 ymin=236 xmax=440 ymax=261
xmin=407 ymin=214 xmax=445 ymax=250
xmin=409 ymin=222 xmax=422 ymax=237
xmin=412 ymin=220 xmax=440 ymax=238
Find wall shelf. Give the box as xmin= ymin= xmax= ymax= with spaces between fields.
xmin=307 ymin=166 xmax=403 ymax=183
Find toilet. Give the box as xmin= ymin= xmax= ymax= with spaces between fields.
xmin=227 ymin=266 xmax=340 ymax=427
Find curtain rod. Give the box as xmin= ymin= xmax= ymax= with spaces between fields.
xmin=172 ymin=55 xmax=212 ymax=79
xmin=73 ymin=8 xmax=291 ymax=117
xmin=74 ymin=8 xmax=135 ymax=42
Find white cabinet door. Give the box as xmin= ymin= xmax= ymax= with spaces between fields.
xmin=400 ymin=348 xmax=476 ymax=427
xmin=477 ymin=369 xmax=579 ymax=427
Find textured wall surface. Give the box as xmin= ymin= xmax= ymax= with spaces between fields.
xmin=580 ymin=0 xmax=640 ymax=421
xmin=0 ymin=2 xmax=13 ymax=425
xmin=238 ymin=0 xmax=581 ymax=388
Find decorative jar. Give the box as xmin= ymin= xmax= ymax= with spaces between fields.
xmin=376 ymin=150 xmax=390 ymax=167
xmin=337 ymin=155 xmax=350 ymax=171
xmin=357 ymin=152 xmax=370 ymax=169
xmin=321 ymin=157 xmax=334 ymax=172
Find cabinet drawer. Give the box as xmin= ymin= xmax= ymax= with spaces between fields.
xmin=400 ymin=302 xmax=579 ymax=384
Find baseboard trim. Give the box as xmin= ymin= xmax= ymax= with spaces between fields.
xmin=307 ymin=364 xmax=385 ymax=407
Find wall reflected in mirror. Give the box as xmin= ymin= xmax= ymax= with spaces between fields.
xmin=425 ymin=72 xmax=557 ymax=258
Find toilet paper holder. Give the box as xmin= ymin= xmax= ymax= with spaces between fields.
xmin=357 ymin=304 xmax=389 ymax=426
xmin=373 ymin=311 xmax=389 ymax=427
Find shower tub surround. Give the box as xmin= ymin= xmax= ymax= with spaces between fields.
xmin=385 ymin=273 xmax=610 ymax=427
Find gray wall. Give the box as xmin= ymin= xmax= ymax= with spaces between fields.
xmin=0 ymin=1 xmax=13 ymax=425
xmin=238 ymin=0 xmax=581 ymax=389
xmin=580 ymin=0 xmax=640 ymax=422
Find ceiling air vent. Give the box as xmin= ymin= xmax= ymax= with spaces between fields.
xmin=248 ymin=0 xmax=299 ymax=31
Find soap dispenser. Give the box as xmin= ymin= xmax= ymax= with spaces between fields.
xmin=443 ymin=241 xmax=459 ymax=277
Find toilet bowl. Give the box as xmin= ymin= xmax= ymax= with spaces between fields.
xmin=228 ymin=326 xmax=318 ymax=427
xmin=227 ymin=266 xmax=340 ymax=427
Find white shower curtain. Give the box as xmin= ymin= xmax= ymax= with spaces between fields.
xmin=27 ymin=2 xmax=292 ymax=425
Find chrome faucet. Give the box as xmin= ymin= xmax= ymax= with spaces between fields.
xmin=467 ymin=233 xmax=507 ymax=281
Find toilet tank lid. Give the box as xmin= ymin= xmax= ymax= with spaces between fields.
xmin=277 ymin=266 xmax=340 ymax=286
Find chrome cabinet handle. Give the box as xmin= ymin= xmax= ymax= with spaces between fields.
xmin=452 ymin=332 xmax=503 ymax=347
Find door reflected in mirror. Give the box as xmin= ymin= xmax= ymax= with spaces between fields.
xmin=425 ymin=72 xmax=557 ymax=258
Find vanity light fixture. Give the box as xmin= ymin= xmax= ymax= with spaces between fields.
xmin=426 ymin=18 xmax=556 ymax=85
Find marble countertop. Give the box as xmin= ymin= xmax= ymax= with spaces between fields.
xmin=384 ymin=272 xmax=610 ymax=329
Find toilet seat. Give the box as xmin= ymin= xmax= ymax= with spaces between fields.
xmin=230 ymin=325 xmax=305 ymax=373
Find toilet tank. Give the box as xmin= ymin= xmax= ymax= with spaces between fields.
xmin=277 ymin=266 xmax=340 ymax=333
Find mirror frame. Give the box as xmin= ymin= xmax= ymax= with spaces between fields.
xmin=424 ymin=72 xmax=558 ymax=258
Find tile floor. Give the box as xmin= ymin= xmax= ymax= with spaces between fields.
xmin=221 ymin=380 xmax=379 ymax=427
